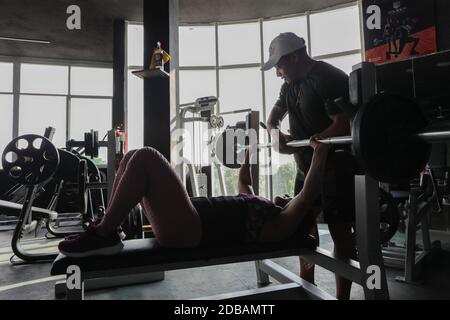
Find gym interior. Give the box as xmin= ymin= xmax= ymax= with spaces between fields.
xmin=1 ymin=0 xmax=450 ymax=302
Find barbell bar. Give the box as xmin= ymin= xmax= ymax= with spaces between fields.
xmin=217 ymin=93 xmax=449 ymax=183
xmin=286 ymin=131 xmax=450 ymax=148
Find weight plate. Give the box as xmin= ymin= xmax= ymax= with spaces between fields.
xmin=379 ymin=189 xmax=400 ymax=243
xmin=214 ymin=127 xmax=247 ymax=169
xmin=1 ymin=135 xmax=59 ymax=186
xmin=209 ymin=115 xmax=218 ymax=128
xmin=352 ymin=93 xmax=431 ymax=183
xmin=217 ymin=116 xmax=224 ymax=128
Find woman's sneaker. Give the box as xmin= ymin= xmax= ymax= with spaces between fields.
xmin=58 ymin=224 xmax=123 ymax=258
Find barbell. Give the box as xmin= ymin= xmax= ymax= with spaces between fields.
xmin=216 ymin=93 xmax=450 ymax=183
xmin=286 ymin=93 xmax=447 ymax=182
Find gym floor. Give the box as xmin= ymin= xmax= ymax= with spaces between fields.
xmin=0 ymin=225 xmax=450 ymax=300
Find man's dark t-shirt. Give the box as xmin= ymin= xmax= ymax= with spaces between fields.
xmin=275 ymin=61 xmax=350 ymax=172
xmin=274 ymin=61 xmax=356 ymax=224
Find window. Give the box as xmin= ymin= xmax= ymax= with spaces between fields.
xmin=127 ymin=24 xmax=144 ymax=150
xmin=179 ymin=26 xmax=216 ymax=67
xmin=0 ymin=94 xmax=13 ymax=168
xmin=127 ymin=24 xmax=144 ymax=67
xmin=19 ymin=95 xmax=67 ymax=147
xmin=263 ymin=16 xmax=308 ymax=61
xmin=179 ymin=70 xmax=217 ymax=104
xmin=20 ymin=64 xmax=68 ymax=95
xmin=219 ymin=67 xmax=262 ymax=113
xmin=178 ymin=3 xmax=362 ymax=199
xmin=310 ymin=6 xmax=361 ymax=57
xmin=70 ymin=98 xmax=112 ymax=162
xmin=0 ymin=62 xmax=13 ymax=93
xmin=271 ymin=113 xmax=295 ymax=198
xmin=14 ymin=63 xmax=113 ymax=158
xmin=218 ymin=22 xmax=261 ymax=65
xmin=127 ymin=70 xmax=144 ymax=150
xmin=70 ymin=67 xmax=113 ymax=96
xmin=264 ymin=66 xmax=284 ymax=113
xmin=321 ymin=53 xmax=362 ymax=75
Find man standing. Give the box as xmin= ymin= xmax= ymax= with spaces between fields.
xmin=262 ymin=32 xmax=358 ymax=300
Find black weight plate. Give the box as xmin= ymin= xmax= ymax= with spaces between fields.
xmin=122 ymin=205 xmax=144 ymax=240
xmin=379 ymin=189 xmax=400 ymax=243
xmin=1 ymin=135 xmax=59 ymax=186
xmin=214 ymin=127 xmax=247 ymax=169
xmin=352 ymin=93 xmax=431 ymax=183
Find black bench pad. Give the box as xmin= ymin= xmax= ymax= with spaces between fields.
xmin=51 ymin=232 xmax=316 ymax=275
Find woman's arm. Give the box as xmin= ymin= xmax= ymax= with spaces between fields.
xmin=259 ymin=139 xmax=329 ymax=242
xmin=282 ymin=141 xmax=328 ymax=214
xmin=237 ymin=149 xmax=255 ymax=195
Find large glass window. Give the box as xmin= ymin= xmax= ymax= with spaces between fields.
xmin=13 ymin=63 xmax=113 ymax=161
xmin=70 ymin=98 xmax=112 ymax=162
xmin=127 ymin=24 xmax=144 ymax=150
xmin=70 ymin=67 xmax=113 ymax=96
xmin=263 ymin=16 xmax=308 ymax=61
xmin=321 ymin=53 xmax=362 ymax=75
xmin=127 ymin=70 xmax=144 ymax=150
xmin=0 ymin=94 xmax=13 ymax=168
xmin=274 ymin=113 xmax=296 ymax=196
xmin=20 ymin=64 xmax=68 ymax=95
xmin=219 ymin=68 xmax=262 ymax=113
xmin=127 ymin=24 xmax=144 ymax=67
xmin=179 ymin=70 xmax=217 ymax=104
xmin=310 ymin=6 xmax=361 ymax=57
xmin=19 ymin=95 xmax=67 ymax=147
xmin=218 ymin=22 xmax=261 ymax=65
xmin=0 ymin=62 xmax=13 ymax=93
xmin=178 ymin=3 xmax=362 ymax=199
xmin=179 ymin=26 xmax=216 ymax=67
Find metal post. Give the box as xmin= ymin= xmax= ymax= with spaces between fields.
xmin=403 ymin=188 xmax=419 ymax=283
xmin=248 ymin=111 xmax=260 ymax=195
xmin=354 ymin=175 xmax=390 ymax=299
xmin=254 ymin=260 xmax=271 ymax=285
xmin=107 ymin=130 xmax=116 ymax=202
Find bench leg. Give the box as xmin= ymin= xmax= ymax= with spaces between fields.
xmin=255 ymin=260 xmax=270 ymax=286
xmin=55 ymin=271 xmax=165 ymax=299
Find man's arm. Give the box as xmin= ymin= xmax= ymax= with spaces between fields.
xmin=313 ymin=72 xmax=352 ymax=139
xmin=316 ymin=113 xmax=350 ymax=139
xmin=267 ymin=104 xmax=298 ymax=154
xmin=267 ymin=104 xmax=287 ymax=132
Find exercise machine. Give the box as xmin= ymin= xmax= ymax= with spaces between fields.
xmin=179 ymin=96 xmax=222 ymax=197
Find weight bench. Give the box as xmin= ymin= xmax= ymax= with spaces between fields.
xmin=50 ymin=232 xmax=336 ymax=300
xmin=0 ymin=199 xmax=59 ymax=263
xmin=0 ymin=199 xmax=58 ymax=221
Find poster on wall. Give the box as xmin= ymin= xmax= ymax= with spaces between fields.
xmin=361 ymin=0 xmax=437 ymax=64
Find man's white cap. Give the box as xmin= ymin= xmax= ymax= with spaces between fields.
xmin=261 ymin=32 xmax=306 ymax=71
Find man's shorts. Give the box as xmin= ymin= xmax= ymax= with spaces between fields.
xmin=295 ymin=149 xmax=359 ymax=225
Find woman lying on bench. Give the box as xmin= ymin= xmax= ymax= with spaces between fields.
xmin=58 ymin=138 xmax=328 ymax=258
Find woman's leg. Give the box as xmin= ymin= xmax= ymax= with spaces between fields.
xmin=97 ymin=147 xmax=202 ymax=247
xmin=108 ymin=149 xmax=138 ymax=206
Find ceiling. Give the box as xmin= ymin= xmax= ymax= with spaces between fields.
xmin=0 ymin=0 xmax=354 ymax=63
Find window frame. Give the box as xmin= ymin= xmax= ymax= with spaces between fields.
xmin=0 ymin=55 xmax=113 ymax=153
